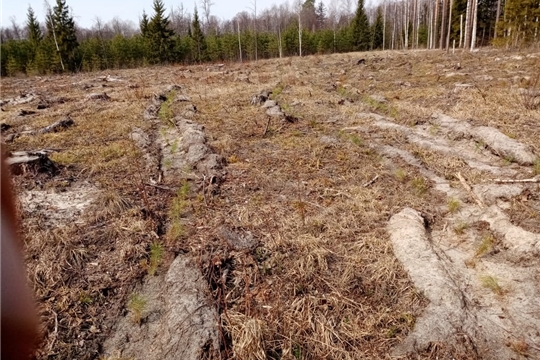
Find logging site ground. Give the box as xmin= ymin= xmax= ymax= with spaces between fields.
xmin=1 ymin=48 xmax=540 ymax=360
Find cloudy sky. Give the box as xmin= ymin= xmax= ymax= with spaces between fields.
xmin=1 ymin=0 xmax=372 ymax=29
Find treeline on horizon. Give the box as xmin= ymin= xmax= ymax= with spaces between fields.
xmin=1 ymin=0 xmax=538 ymax=76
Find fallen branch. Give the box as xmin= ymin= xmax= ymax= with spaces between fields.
xmin=323 ymin=188 xmax=353 ymax=199
xmin=262 ymin=117 xmax=271 ymax=137
xmin=305 ymin=201 xmax=325 ymax=209
xmin=456 ymin=172 xmax=486 ymax=208
xmin=490 ymin=176 xmax=540 ymax=184
xmin=202 ymin=175 xmax=208 ymax=207
xmin=19 ymin=109 xmax=36 ymax=116
xmin=363 ymin=175 xmax=380 ymax=187
xmin=144 ymin=183 xmax=175 ymax=192
xmin=40 ymin=118 xmax=74 ymax=134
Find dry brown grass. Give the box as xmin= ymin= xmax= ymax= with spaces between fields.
xmin=2 ymin=48 xmax=539 ymax=359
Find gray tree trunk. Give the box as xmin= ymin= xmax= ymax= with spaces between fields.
xmin=446 ymin=0 xmax=454 ymax=51
xmin=470 ymin=0 xmax=478 ymax=50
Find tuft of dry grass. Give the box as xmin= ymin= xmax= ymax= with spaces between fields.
xmin=411 ymin=176 xmax=428 ymax=195
xmin=474 ymin=234 xmax=495 ymax=258
xmin=447 ymin=198 xmax=461 ymax=213
xmin=454 ymin=222 xmax=469 ymax=235
xmin=93 ymin=191 xmax=132 ymax=218
xmin=223 ymin=312 xmax=266 ymax=360
xmin=480 ymin=275 xmax=504 ymax=295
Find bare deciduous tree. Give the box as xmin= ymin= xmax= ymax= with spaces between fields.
xmin=340 ymin=0 xmax=354 ymax=23
xmin=200 ymin=0 xmax=214 ymax=33
xmin=170 ymin=4 xmax=191 ymax=36
xmin=249 ymin=0 xmax=258 ymax=61
xmin=9 ymin=17 xmax=24 ymax=40
xmin=294 ymin=0 xmax=303 ymax=56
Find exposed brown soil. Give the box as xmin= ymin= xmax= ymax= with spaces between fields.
xmin=1 ymin=48 xmax=539 ymax=360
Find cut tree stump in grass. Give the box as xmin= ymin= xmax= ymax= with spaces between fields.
xmin=6 ymin=150 xmax=58 ymax=175
xmin=250 ymin=90 xmax=271 ymax=105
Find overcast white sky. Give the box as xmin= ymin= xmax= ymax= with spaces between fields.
xmin=1 ymin=0 xmax=377 ymax=29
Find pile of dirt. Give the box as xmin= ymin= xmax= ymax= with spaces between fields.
xmin=103 ymin=86 xmax=224 ymax=358
xmin=103 ymin=256 xmax=220 ymax=360
xmin=158 ymin=117 xmax=224 ymax=180
xmin=388 ymin=208 xmax=540 ymax=359
xmin=432 ymin=113 xmax=537 ymax=165
xmin=362 ymin=112 xmax=540 ymax=358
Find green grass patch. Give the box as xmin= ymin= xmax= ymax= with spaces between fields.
xmin=271 ymin=83 xmax=284 ymax=100
xmin=170 ymin=140 xmax=179 ymax=154
xmin=410 ymin=176 xmax=428 ymax=195
xmin=166 ymin=181 xmax=190 ymax=241
xmin=158 ymin=90 xmax=177 ymax=125
xmin=394 ymin=168 xmax=408 ymax=182
xmin=128 ymin=293 xmax=147 ymax=324
xmin=534 ymin=158 xmax=540 ymax=175
xmin=363 ymin=95 xmax=397 ymax=116
xmin=338 ymin=86 xmax=360 ymax=101
xmin=350 ymin=134 xmax=363 ymax=146
xmin=148 ymin=242 xmax=163 ymax=276
xmin=447 ymin=198 xmax=461 ymax=213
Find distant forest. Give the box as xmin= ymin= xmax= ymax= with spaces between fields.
xmin=1 ymin=0 xmax=538 ymax=76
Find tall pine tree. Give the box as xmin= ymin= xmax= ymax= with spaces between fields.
xmin=315 ymin=1 xmax=327 ymax=30
xmin=147 ymin=0 xmax=174 ymax=63
xmin=47 ymin=0 xmax=79 ymax=71
xmin=27 ymin=6 xmax=42 ymax=50
xmin=191 ymin=8 xmax=206 ymax=62
xmin=350 ymin=0 xmax=371 ymax=51
xmin=371 ymin=7 xmax=384 ymax=49
xmin=140 ymin=11 xmax=150 ymax=37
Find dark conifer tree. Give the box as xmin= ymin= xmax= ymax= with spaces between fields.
xmin=147 ymin=0 xmax=174 ymax=62
xmin=190 ymin=8 xmax=206 ymax=62
xmin=315 ymin=1 xmax=327 ymax=30
xmin=140 ymin=10 xmax=150 ymax=37
xmin=350 ymin=0 xmax=371 ymax=51
xmin=371 ymin=8 xmax=384 ymax=49
xmin=47 ymin=0 xmax=79 ymax=71
xmin=27 ymin=6 xmax=42 ymax=49
xmin=499 ymin=0 xmax=539 ymax=44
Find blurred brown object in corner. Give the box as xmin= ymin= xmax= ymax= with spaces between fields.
xmin=1 ymin=152 xmax=39 ymax=359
